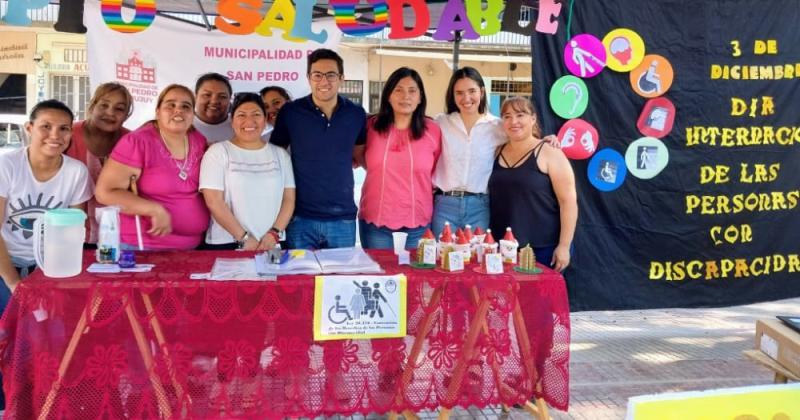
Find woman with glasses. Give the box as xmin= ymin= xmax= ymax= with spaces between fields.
xmin=95 ymin=84 xmax=209 ymax=250
xmin=66 ymin=82 xmax=133 ymax=245
xmin=200 ymin=93 xmax=295 ymax=250
xmin=431 ymin=67 xmax=504 ymax=235
xmin=358 ymin=67 xmax=441 ymax=249
xmin=489 ymin=97 xmax=577 ymax=271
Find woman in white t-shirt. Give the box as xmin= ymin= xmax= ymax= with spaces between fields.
xmin=199 ymin=92 xmax=295 ymax=250
xmin=0 ymin=100 xmax=93 ymax=297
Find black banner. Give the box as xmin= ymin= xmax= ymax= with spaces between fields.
xmin=532 ymin=0 xmax=800 ymax=310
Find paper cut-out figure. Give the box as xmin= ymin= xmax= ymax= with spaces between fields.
xmin=570 ymin=39 xmax=605 ymax=77
xmin=561 ymin=82 xmax=583 ymax=114
xmin=561 ymin=127 xmax=576 ymax=148
xmin=637 ymin=60 xmax=662 ymax=94
xmin=535 ymin=0 xmax=563 ymax=34
xmin=580 ymin=130 xmax=596 ymax=154
xmin=637 ymin=146 xmax=657 ymax=170
xmin=599 ymin=161 xmax=617 ymax=183
xmin=646 ymin=107 xmax=669 ymax=131
xmin=609 ymin=37 xmax=632 ymax=65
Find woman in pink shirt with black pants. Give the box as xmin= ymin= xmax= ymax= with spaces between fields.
xmin=359 ymin=67 xmax=442 ymax=249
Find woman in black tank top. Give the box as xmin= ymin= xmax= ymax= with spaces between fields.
xmin=488 ymin=97 xmax=578 ymax=271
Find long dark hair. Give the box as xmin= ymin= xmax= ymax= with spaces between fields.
xmin=444 ymin=66 xmax=487 ymax=115
xmin=373 ymin=67 xmax=427 ymax=140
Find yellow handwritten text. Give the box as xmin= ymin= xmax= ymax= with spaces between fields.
xmin=649 ymin=254 xmax=800 ymax=281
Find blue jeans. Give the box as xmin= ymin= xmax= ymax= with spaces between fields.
xmin=432 ymin=194 xmax=490 ymax=237
xmin=286 ymin=215 xmax=356 ymax=249
xmin=359 ymin=220 xmax=429 ymax=250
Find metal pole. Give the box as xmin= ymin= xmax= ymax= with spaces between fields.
xmin=452 ymin=30 xmax=462 ymax=72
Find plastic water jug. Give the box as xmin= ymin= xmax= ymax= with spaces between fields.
xmin=33 ymin=209 xmax=87 ymax=278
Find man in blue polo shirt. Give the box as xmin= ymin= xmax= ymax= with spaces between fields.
xmin=270 ymin=48 xmax=366 ymax=249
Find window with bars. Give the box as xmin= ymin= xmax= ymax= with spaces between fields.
xmin=368 ymin=81 xmax=384 ymax=113
xmin=490 ymin=80 xmax=533 ymax=103
xmin=340 ymin=80 xmax=363 ymax=106
xmin=51 ymin=75 xmax=91 ymax=119
xmin=63 ymin=48 xmax=87 ymax=63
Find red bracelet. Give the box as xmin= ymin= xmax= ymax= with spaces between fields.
xmin=267 ymin=230 xmax=280 ymax=242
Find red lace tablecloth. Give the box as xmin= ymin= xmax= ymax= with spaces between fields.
xmin=0 ymin=250 xmax=569 ymax=419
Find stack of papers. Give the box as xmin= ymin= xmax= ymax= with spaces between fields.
xmin=255 ymin=247 xmax=383 ymax=276
xmin=209 ymin=258 xmax=276 ymax=281
xmin=87 ymin=263 xmax=155 ymax=273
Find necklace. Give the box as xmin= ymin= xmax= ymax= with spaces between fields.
xmin=158 ymin=128 xmax=190 ymax=180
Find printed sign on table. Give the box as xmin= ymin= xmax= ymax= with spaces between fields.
xmin=313 ymin=275 xmax=407 ymax=341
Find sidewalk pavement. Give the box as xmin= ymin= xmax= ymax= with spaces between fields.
xmin=341 ymin=295 xmax=799 ymax=420
xmin=549 ymin=295 xmax=800 ymax=420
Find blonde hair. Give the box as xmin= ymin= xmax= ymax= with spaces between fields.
xmin=500 ymin=96 xmax=542 ymax=138
xmin=88 ymin=82 xmax=133 ymax=117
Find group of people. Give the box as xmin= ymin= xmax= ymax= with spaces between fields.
xmin=0 ymin=47 xmax=578 ymax=303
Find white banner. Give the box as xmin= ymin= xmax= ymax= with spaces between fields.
xmin=84 ymin=1 xmax=341 ymax=129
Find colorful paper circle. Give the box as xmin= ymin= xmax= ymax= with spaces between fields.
xmin=625 ymin=137 xmax=669 ymax=179
xmin=637 ymin=97 xmax=676 ymax=138
xmin=602 ymin=28 xmax=645 ymax=72
xmin=630 ymin=54 xmax=674 ymax=98
xmin=588 ymin=148 xmax=627 ymax=192
xmin=557 ymin=118 xmax=599 ymax=160
xmin=549 ymin=75 xmax=589 ymax=119
xmin=564 ymin=34 xmax=607 ymax=78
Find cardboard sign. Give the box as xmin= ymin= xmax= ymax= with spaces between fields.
xmin=626 ymin=383 xmax=800 ymax=420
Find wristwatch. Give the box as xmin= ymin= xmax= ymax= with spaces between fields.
xmin=236 ymin=231 xmax=250 ymax=249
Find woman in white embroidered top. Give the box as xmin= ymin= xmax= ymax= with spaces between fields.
xmin=199 ymin=93 xmax=295 ymax=250
xmin=431 ymin=66 xmax=504 ymax=235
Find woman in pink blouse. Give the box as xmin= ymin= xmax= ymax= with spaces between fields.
xmin=359 ymin=67 xmax=442 ymax=249
xmin=95 ymin=84 xmax=209 ymax=250
xmin=66 ymin=82 xmax=132 ymax=244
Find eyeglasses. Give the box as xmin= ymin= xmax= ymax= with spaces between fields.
xmin=309 ymin=71 xmax=341 ymax=82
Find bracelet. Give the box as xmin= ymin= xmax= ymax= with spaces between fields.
xmin=267 ymin=230 xmax=280 ymax=242
xmin=237 ymin=231 xmax=250 ymax=249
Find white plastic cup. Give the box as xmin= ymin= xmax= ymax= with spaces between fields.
xmin=392 ymin=232 xmax=408 ymax=255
